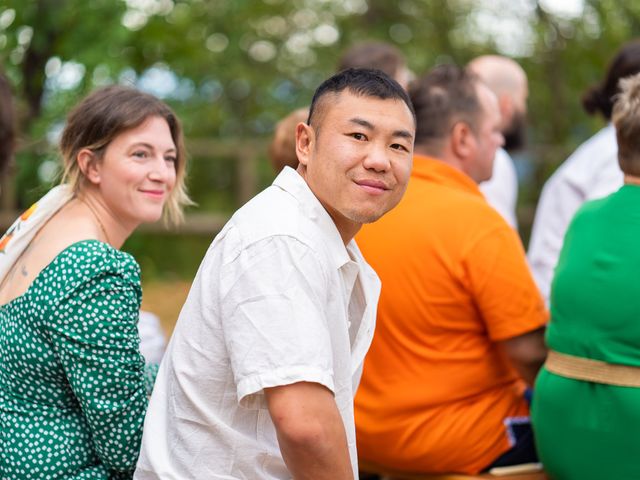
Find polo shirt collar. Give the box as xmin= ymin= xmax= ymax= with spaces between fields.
xmin=412 ymin=153 xmax=483 ymax=198
xmin=273 ymin=166 xmax=353 ymax=270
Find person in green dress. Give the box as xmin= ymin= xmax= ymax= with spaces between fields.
xmin=0 ymin=85 xmax=190 ymax=479
xmin=532 ymin=72 xmax=640 ymax=480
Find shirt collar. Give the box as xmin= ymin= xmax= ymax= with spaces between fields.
xmin=411 ymin=153 xmax=483 ymax=198
xmin=272 ymin=167 xmax=353 ymax=270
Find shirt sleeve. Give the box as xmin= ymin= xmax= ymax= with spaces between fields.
xmin=45 ymin=255 xmax=148 ymax=475
xmin=221 ymin=236 xmax=336 ymax=409
xmin=527 ymin=172 xmax=585 ymax=304
xmin=479 ymin=149 xmax=519 ymax=229
xmin=465 ymin=225 xmax=548 ymax=342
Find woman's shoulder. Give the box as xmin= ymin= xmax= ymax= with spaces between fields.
xmin=45 ymin=239 xmax=140 ymax=286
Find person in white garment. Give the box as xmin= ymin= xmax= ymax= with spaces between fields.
xmin=137 ymin=310 xmax=166 ymax=364
xmin=134 ymin=68 xmax=416 ymax=480
xmin=528 ymin=39 xmax=640 ymax=303
xmin=468 ymin=55 xmax=529 ymax=229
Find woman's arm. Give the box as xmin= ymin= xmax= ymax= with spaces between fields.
xmin=47 ymin=261 xmax=148 ymax=474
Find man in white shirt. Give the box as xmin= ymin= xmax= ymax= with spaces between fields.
xmin=468 ymin=55 xmax=529 ymax=229
xmin=528 ymin=40 xmax=640 ymax=302
xmin=134 ymin=68 xmax=416 ymax=480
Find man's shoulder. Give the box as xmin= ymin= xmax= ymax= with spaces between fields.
xmin=231 ymin=186 xmax=308 ymax=240
xmin=217 ymin=185 xmax=332 ymax=263
xmin=432 ymin=182 xmax=506 ymax=228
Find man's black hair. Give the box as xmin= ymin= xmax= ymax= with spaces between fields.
xmin=307 ymin=68 xmax=415 ymax=127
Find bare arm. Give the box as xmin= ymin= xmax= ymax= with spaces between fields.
xmin=265 ymin=382 xmax=354 ymax=480
xmin=498 ymin=327 xmax=547 ymax=386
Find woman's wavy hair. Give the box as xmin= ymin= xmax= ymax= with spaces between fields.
xmin=60 ymin=85 xmax=192 ymax=225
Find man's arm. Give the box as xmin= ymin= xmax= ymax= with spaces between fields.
xmin=265 ymin=382 xmax=354 ymax=480
xmin=497 ymin=327 xmax=547 ymax=386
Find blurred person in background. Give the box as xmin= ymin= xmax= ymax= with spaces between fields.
xmin=337 ymin=41 xmax=412 ymax=91
xmin=0 ymin=69 xmax=16 ymax=182
xmin=532 ymin=72 xmax=640 ymax=480
xmin=138 ymin=310 xmax=167 ymax=364
xmin=268 ymin=41 xmax=411 ymax=174
xmin=355 ymin=65 xmax=547 ymax=476
xmin=268 ymin=107 xmax=308 ymax=173
xmin=528 ymin=39 xmax=640 ymax=303
xmin=468 ymin=55 xmax=529 ymax=229
xmin=0 ymin=85 xmax=190 ymax=479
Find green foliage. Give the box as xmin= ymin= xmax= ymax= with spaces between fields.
xmin=123 ymin=231 xmax=212 ymax=281
xmin=2 ymin=0 xmax=640 ymax=277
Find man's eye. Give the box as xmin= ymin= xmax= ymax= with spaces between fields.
xmin=391 ymin=143 xmax=408 ymax=152
xmin=350 ymin=133 xmax=367 ymax=141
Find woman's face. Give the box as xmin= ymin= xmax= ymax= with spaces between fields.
xmin=95 ymin=115 xmax=177 ymax=228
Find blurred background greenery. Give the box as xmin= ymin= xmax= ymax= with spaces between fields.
xmin=1 ymin=0 xmax=639 ymax=323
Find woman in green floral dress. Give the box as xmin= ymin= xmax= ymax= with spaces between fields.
xmin=0 ymin=85 xmax=190 ymax=479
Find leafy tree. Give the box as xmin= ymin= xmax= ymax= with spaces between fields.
xmin=2 ymin=0 xmax=640 ymax=276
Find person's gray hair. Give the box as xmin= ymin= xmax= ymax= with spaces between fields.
xmin=612 ymin=72 xmax=640 ymax=176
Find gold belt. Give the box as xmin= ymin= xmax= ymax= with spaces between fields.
xmin=545 ymin=350 xmax=640 ymax=388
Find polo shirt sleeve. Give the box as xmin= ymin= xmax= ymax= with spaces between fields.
xmin=465 ymin=225 xmax=548 ymax=341
xmin=220 ymin=235 xmax=336 ymax=408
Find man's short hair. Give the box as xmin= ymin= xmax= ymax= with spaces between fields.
xmin=337 ymin=41 xmax=406 ymax=80
xmin=409 ymin=64 xmax=482 ymax=147
xmin=307 ymin=68 xmax=415 ymax=129
xmin=612 ymin=72 xmax=640 ymax=175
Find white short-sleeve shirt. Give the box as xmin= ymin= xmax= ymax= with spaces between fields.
xmin=134 ymin=167 xmax=381 ymax=480
xmin=527 ymin=124 xmax=622 ymax=303
xmin=479 ymin=147 xmax=519 ymax=229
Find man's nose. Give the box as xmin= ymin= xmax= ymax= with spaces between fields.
xmin=363 ymin=145 xmax=391 ymax=172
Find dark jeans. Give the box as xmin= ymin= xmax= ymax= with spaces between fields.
xmin=482 ymin=388 xmax=539 ymax=471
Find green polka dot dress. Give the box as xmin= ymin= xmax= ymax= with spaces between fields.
xmin=0 ymin=240 xmax=154 ymax=479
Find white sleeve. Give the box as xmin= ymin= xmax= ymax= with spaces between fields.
xmin=138 ymin=310 xmax=166 ymax=365
xmin=527 ymin=172 xmax=585 ymax=304
xmin=479 ymin=149 xmax=519 ymax=228
xmin=221 ymin=236 xmax=335 ymax=408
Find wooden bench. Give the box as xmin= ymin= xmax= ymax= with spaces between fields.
xmin=360 ymin=459 xmax=548 ymax=480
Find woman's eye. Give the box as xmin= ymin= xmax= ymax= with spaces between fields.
xmin=133 ymin=151 xmax=148 ymax=158
xmin=165 ymin=156 xmax=177 ymax=163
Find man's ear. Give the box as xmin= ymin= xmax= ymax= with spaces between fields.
xmin=295 ymin=122 xmax=315 ymax=167
xmin=498 ymin=94 xmax=512 ymax=127
xmin=77 ymin=148 xmax=101 ymax=185
xmin=450 ymin=121 xmax=474 ymax=161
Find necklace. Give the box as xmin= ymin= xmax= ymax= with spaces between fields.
xmin=81 ymin=199 xmax=111 ymax=246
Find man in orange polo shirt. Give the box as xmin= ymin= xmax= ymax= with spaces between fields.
xmin=355 ymin=65 xmax=548 ymax=475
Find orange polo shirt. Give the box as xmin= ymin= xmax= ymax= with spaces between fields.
xmin=354 ymin=155 xmax=547 ymax=474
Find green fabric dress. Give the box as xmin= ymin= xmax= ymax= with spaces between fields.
xmin=0 ymin=240 xmax=154 ymax=479
xmin=532 ymin=185 xmax=640 ymax=480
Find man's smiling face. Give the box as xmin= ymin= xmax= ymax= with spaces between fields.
xmin=296 ymin=89 xmax=415 ymax=242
